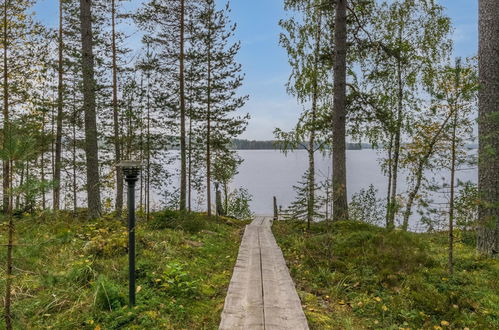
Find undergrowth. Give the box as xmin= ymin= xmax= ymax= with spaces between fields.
xmin=273 ymin=220 xmax=499 ymax=330
xmin=0 ymin=210 xmax=247 ymax=329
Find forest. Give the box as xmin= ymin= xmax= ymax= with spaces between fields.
xmin=0 ymin=0 xmax=497 ymax=329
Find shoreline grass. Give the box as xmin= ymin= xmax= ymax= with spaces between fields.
xmin=273 ymin=220 xmax=498 ymax=330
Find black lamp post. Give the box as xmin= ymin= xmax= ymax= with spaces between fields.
xmin=119 ymin=160 xmax=141 ymax=306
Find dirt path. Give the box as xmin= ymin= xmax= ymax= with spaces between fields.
xmin=219 ymin=216 xmax=309 ymax=330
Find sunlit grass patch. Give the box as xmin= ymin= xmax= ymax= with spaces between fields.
xmin=0 ymin=211 xmax=247 ymax=329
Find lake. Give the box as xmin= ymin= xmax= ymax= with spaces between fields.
xmin=143 ymin=149 xmax=477 ymax=231
xmin=228 ymin=149 xmax=477 ymax=230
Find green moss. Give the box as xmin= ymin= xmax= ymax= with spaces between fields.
xmin=273 ymin=220 xmax=499 ymax=330
xmin=0 ymin=210 xmax=245 ymax=329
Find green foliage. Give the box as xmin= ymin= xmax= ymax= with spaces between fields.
xmin=226 ymin=188 xmax=253 ymax=220
xmin=68 ymin=258 xmax=95 ymax=286
xmin=349 ymin=184 xmax=384 ymax=225
xmin=274 ymin=221 xmax=499 ymax=329
xmin=94 ymin=276 xmax=126 ymax=311
xmin=148 ymin=210 xmax=208 ymax=233
xmin=148 ymin=209 xmax=179 ymax=230
xmin=286 ymin=170 xmax=324 ymax=221
xmin=153 ymin=262 xmax=198 ymax=298
xmin=455 ymin=181 xmax=479 ymax=244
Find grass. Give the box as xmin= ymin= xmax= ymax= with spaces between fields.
xmin=0 ymin=210 xmax=247 ymax=329
xmin=273 ymin=220 xmax=499 ymax=330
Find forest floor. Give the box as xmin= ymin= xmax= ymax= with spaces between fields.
xmin=273 ymin=220 xmax=499 ymax=330
xmin=0 ymin=210 xmax=247 ymax=329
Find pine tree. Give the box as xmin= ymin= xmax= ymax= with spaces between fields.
xmin=191 ymin=0 xmax=248 ymax=216
xmin=79 ymin=0 xmax=101 ymax=218
xmin=53 ymin=0 xmax=64 ymax=211
xmin=1 ymin=0 xmax=48 ymax=213
xmin=477 ymin=0 xmax=499 ymax=257
xmin=331 ymin=0 xmax=348 ymax=221
xmin=111 ymin=0 xmax=123 ymax=217
xmin=136 ymin=0 xmax=199 ymax=211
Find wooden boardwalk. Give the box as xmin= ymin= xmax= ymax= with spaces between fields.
xmin=219 ymin=217 xmax=309 ymax=330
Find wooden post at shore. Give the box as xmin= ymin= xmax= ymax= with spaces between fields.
xmin=273 ymin=196 xmax=278 ymax=221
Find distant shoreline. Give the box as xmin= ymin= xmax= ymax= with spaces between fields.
xmin=231 ymin=139 xmax=478 ymax=150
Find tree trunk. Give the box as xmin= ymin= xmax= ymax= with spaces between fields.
xmin=332 ymin=0 xmax=348 ymax=221
xmin=111 ymin=0 xmax=123 ymax=217
xmin=449 ymin=106 xmax=457 ymax=274
xmin=477 ymin=0 xmax=499 ymax=257
xmin=3 ymin=8 xmax=12 ymax=322
xmin=187 ymin=63 xmax=193 ymax=212
xmin=79 ymin=0 xmax=101 ymax=219
xmin=188 ymin=113 xmax=192 ymax=212
xmin=273 ymin=196 xmax=278 ymax=221
xmin=206 ymin=21 xmax=212 ymax=216
xmin=402 ymin=112 xmax=454 ymax=231
xmin=385 ymin=134 xmax=393 ymax=227
xmin=223 ymin=182 xmax=228 ymax=213
xmin=306 ymin=9 xmax=321 ymax=230
xmin=4 ymin=215 xmax=13 ymax=330
xmin=16 ymin=165 xmax=24 ymax=210
xmin=3 ymin=0 xmax=10 ymax=214
xmin=53 ymin=0 xmax=64 ymax=211
xmin=41 ymin=110 xmax=46 ymax=210
xmin=388 ymin=55 xmax=404 ymax=229
xmin=146 ymin=61 xmax=151 ymax=220
xmin=307 ymin=141 xmax=315 ymax=229
xmin=72 ymin=102 xmax=77 ymax=214
xmin=179 ymin=0 xmax=187 ymax=211
xmin=448 ymin=59 xmax=461 ymax=273
xmin=71 ymin=84 xmax=78 ymax=214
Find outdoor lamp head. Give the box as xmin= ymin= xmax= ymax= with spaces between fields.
xmin=119 ymin=160 xmax=142 ymax=178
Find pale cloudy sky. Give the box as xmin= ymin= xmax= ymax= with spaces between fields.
xmin=35 ymin=0 xmax=478 ymax=140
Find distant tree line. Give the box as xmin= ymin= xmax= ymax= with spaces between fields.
xmin=231 ymin=139 xmax=367 ymax=150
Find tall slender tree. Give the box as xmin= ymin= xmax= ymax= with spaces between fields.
xmin=111 ymin=0 xmax=123 ymax=216
xmin=331 ymin=0 xmax=348 ymax=221
xmin=352 ymin=0 xmax=451 ymax=229
xmin=477 ymin=0 xmax=499 ymax=257
xmin=179 ymin=0 xmax=187 ymax=211
xmin=278 ymin=0 xmax=332 ymax=228
xmin=192 ymin=0 xmax=248 ymax=216
xmin=79 ymin=0 xmax=101 ymax=218
xmin=53 ymin=0 xmax=64 ymax=211
xmin=2 ymin=0 xmax=10 ymax=214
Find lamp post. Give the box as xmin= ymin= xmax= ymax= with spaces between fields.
xmin=119 ymin=160 xmax=141 ymax=306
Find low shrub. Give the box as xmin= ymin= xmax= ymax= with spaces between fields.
xmin=149 ymin=210 xmax=207 ymax=233
xmin=151 ymin=262 xmax=198 ymax=298
xmin=94 ymin=276 xmax=126 ymax=311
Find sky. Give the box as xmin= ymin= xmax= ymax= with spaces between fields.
xmin=34 ymin=0 xmax=478 ymax=140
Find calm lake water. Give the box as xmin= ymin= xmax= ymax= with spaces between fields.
xmin=149 ymin=149 xmax=476 ymax=231
xmin=229 ymin=149 xmax=477 ymax=230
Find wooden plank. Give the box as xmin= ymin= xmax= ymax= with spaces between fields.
xmin=220 ymin=217 xmax=308 ymax=330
